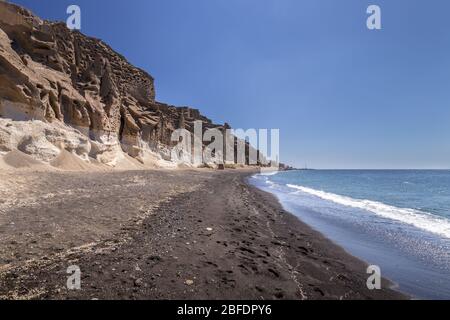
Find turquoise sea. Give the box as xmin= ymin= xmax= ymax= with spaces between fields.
xmin=250 ymin=170 xmax=450 ymax=299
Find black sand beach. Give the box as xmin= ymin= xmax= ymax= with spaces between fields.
xmin=0 ymin=169 xmax=405 ymax=299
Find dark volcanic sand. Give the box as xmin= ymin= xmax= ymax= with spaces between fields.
xmin=0 ymin=169 xmax=406 ymax=299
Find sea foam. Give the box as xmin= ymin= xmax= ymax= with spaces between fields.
xmin=286 ymin=184 xmax=450 ymax=239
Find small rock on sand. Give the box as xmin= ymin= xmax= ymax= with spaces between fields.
xmin=134 ymin=278 xmax=143 ymax=287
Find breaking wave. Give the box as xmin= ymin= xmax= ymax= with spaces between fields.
xmin=286 ymin=184 xmax=450 ymax=239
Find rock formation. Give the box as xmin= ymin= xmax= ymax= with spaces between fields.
xmin=0 ymin=0 xmax=235 ymax=168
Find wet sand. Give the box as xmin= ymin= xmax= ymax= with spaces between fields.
xmin=0 ymin=169 xmax=406 ymax=299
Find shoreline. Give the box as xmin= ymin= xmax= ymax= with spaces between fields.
xmin=0 ymin=169 xmax=406 ymax=299
xmin=252 ymin=170 xmax=450 ymax=300
xmin=244 ymin=173 xmax=407 ymax=299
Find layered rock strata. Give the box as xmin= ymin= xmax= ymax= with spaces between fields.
xmin=0 ymin=1 xmax=249 ymax=168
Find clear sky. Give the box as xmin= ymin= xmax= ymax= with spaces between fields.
xmin=10 ymin=0 xmax=450 ymax=169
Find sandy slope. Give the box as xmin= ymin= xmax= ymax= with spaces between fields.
xmin=49 ymin=150 xmax=109 ymax=171
xmin=0 ymin=148 xmax=179 ymax=173
xmin=2 ymin=150 xmax=50 ymax=170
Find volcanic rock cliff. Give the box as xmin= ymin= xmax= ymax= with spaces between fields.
xmin=0 ymin=1 xmax=232 ymax=168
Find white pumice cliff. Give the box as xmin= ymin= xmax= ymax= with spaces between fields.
xmin=0 ymin=0 xmax=241 ymax=170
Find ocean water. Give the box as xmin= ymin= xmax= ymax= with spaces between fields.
xmin=250 ymin=170 xmax=450 ymax=299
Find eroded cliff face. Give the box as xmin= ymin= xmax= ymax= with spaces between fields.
xmin=0 ymin=1 xmax=225 ymax=167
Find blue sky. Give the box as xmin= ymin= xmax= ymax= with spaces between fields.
xmin=11 ymin=0 xmax=450 ymax=169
